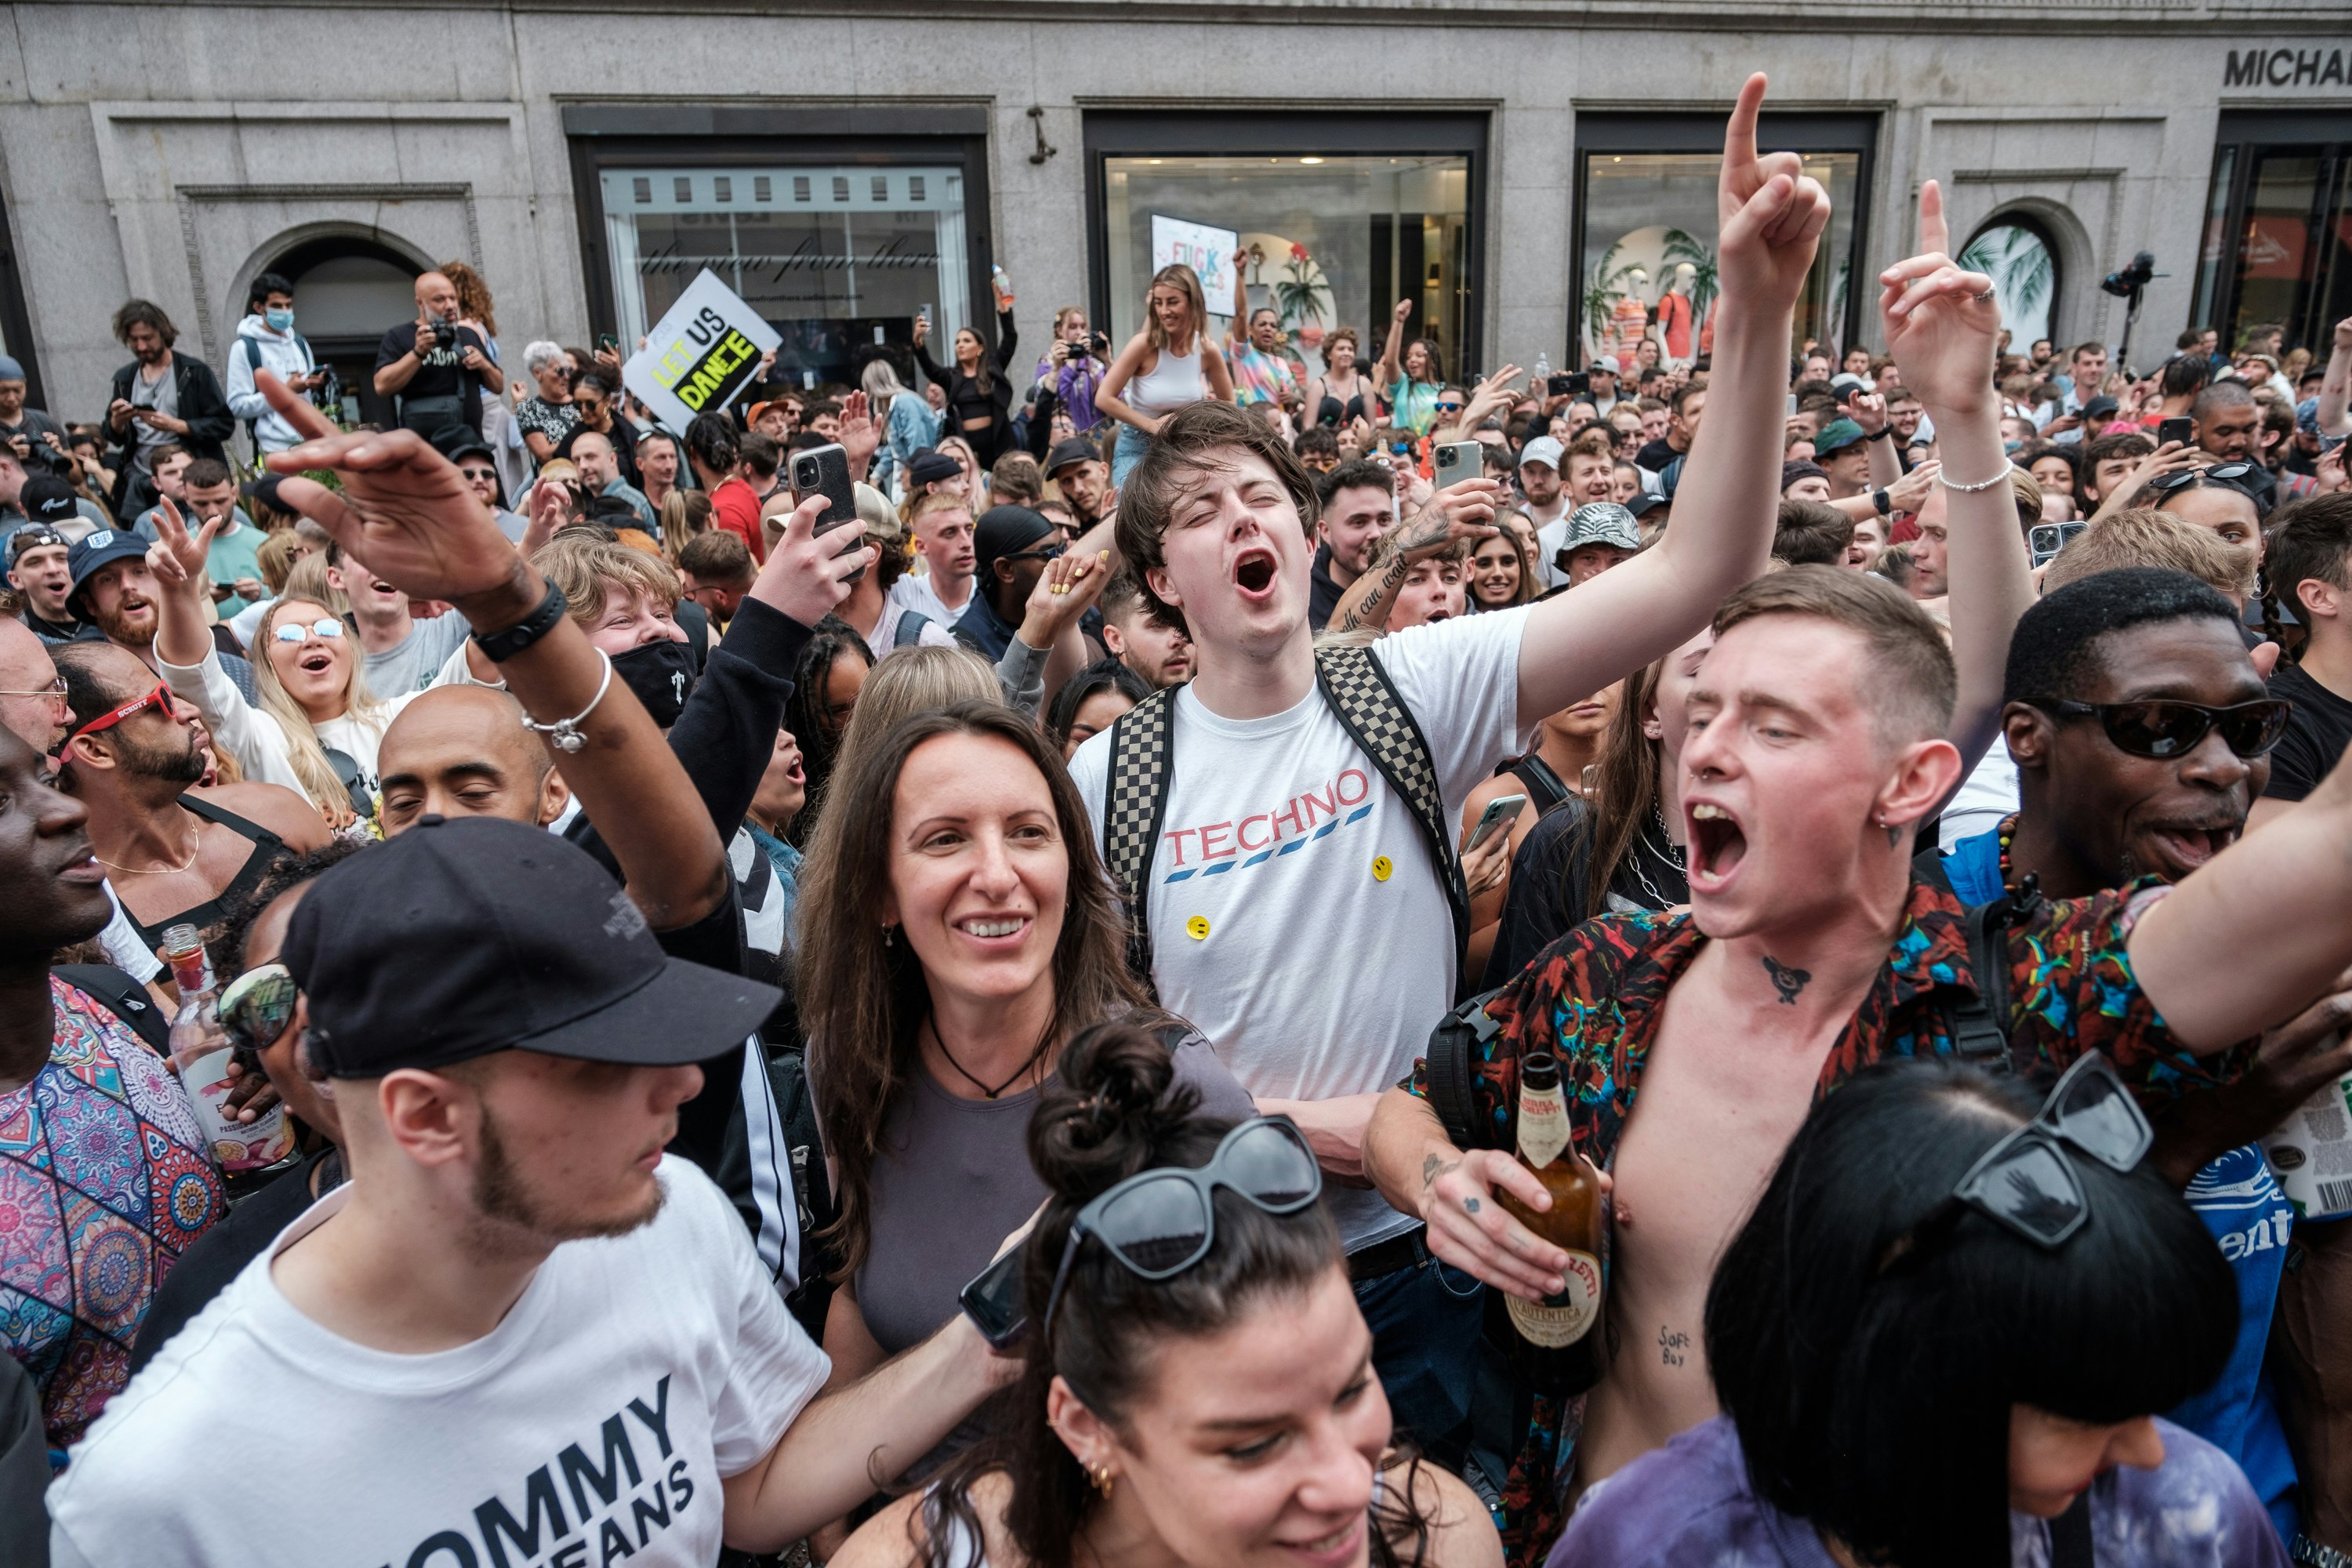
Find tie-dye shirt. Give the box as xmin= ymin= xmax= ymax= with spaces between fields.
xmin=1408 ymin=875 xmax=2252 ymax=1566
xmin=2 ymin=977 xmax=224 ymax=1464
xmin=1550 ymin=1414 xmax=2287 ymax=1568
xmin=1227 ymin=341 xmax=1298 ymax=408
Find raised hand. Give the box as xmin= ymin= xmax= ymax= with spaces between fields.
xmin=260 ymin=370 xmax=524 ymax=609
xmin=1878 ymin=180 xmax=2000 ymax=419
xmin=837 ymin=390 xmax=880 ymax=472
xmin=1849 ymin=390 xmax=1889 ymax=437
xmin=749 ymin=495 xmax=877 ymax=630
xmin=146 ymin=496 xmax=220 ymax=591
xmin=1396 ymin=477 xmax=1503 ymax=562
xmin=1715 ymin=74 xmax=1833 ymax=317
xmin=1018 ymin=548 xmax=1109 ymax=648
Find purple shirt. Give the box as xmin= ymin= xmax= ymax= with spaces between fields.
xmin=1548 ymin=1415 xmax=2287 ymax=1568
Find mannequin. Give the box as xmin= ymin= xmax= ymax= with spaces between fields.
xmin=1657 ymin=263 xmax=1697 ymax=368
xmin=1610 ymin=266 xmax=1650 ymax=376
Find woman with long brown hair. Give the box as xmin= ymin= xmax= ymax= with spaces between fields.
xmin=1095 ymin=263 xmax=1235 ymax=489
xmin=795 ymin=702 xmax=1252 ymax=1426
xmin=914 ymin=305 xmax=1022 ymax=467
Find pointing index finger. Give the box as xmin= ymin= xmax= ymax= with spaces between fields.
xmin=1723 ymin=73 xmax=1768 ymax=185
xmin=1919 ymin=179 xmax=1949 ymax=263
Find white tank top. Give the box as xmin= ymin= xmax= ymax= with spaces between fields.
xmin=1124 ymin=341 xmax=1206 ymax=417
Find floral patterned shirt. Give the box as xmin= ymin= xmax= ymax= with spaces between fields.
xmin=2 ymin=978 xmax=225 ymax=1465
xmin=1407 ymin=875 xmax=2250 ymax=1566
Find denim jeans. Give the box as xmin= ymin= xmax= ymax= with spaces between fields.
xmin=1354 ymin=1245 xmax=1486 ymax=1472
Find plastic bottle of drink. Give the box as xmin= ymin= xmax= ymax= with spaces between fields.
xmin=2260 ymin=1047 xmax=2352 ymax=1220
xmin=1494 ymin=1051 xmax=1606 ymax=1394
xmin=1534 ymin=350 xmax=1552 ymax=385
xmin=992 ymin=265 xmax=1014 ymax=312
xmin=160 ymin=924 xmax=295 ymax=1172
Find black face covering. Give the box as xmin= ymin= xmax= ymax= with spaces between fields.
xmin=611 ymin=638 xmax=698 ymax=728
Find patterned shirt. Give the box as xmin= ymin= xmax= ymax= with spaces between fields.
xmin=1228 ymin=342 xmax=1299 ymax=408
xmin=2 ymin=978 xmax=225 ymax=1465
xmin=1408 ymin=875 xmax=2249 ymax=1566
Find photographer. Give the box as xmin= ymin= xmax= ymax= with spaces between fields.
xmin=0 ymin=355 xmax=67 ymax=480
xmin=369 ymin=270 xmax=503 ymax=448
xmin=1039 ymin=304 xmax=1108 ymax=434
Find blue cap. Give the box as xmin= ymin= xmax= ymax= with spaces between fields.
xmin=66 ymin=528 xmax=147 ymax=597
xmin=0 ymin=355 xmax=27 ymax=383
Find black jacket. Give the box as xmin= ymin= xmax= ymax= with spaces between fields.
xmin=107 ymin=354 xmax=233 ymax=510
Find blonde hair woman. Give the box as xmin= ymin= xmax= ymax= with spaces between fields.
xmin=659 ymin=487 xmax=713 ymax=562
xmin=1095 ymin=263 xmax=1234 ymax=488
xmin=146 ymin=504 xmax=447 ymax=825
xmin=829 ymin=641 xmax=1000 ymax=788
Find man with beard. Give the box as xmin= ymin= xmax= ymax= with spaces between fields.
xmin=50 ymin=640 xmax=327 ymax=949
xmin=64 ymin=531 xmax=256 ymax=703
xmin=1307 ymin=458 xmax=1396 ymax=628
xmin=103 ymin=299 xmax=231 ymax=517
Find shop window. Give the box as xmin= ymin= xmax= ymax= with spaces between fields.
xmin=1099 ymin=154 xmax=1472 ymax=383
xmin=597 ymin=163 xmax=971 ymax=388
xmin=1959 ymin=217 xmax=2060 ymax=348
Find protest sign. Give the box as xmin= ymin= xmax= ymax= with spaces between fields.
xmin=1151 ymin=215 xmax=1239 ymax=307
xmin=622 ymin=270 xmax=782 ymax=430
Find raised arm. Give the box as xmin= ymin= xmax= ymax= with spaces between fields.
xmin=259 ymin=372 xmax=740 ymax=931
xmin=1512 ymin=73 xmax=1822 ymax=728
xmin=2318 ymin=317 xmax=2352 ymax=437
xmin=1374 ymin=298 xmax=1411 ymax=396
xmin=909 ymin=313 xmax=949 ymax=387
xmin=1879 ymin=180 xmax=2036 ymax=774
xmin=1229 ymin=269 xmax=1250 ymax=350
xmin=1330 ymin=483 xmax=1501 ymax=636
xmin=2132 ymin=745 xmax=2352 ymax=1051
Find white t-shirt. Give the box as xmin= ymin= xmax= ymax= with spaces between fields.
xmin=1940 ymin=742 xmax=2022 ymax=849
xmin=1066 ymin=609 xmax=1531 ymax=1250
xmin=851 ymin=595 xmax=960 ymax=659
xmin=47 ymin=1158 xmax=829 ymax=1568
xmin=886 ymin=571 xmax=975 ymax=632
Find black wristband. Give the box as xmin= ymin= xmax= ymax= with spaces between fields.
xmin=1867 ymin=426 xmax=1893 ymax=441
xmin=471 ymin=580 xmax=568 ymax=662
xmin=1873 ymin=488 xmax=1892 ymax=516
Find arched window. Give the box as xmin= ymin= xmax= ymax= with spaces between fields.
xmin=1958 ymin=215 xmax=2061 ymax=349
xmin=257 ymin=235 xmax=423 ymax=426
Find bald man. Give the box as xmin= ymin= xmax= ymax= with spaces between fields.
xmin=570 ymin=429 xmax=656 ymax=531
xmin=0 ymin=615 xmax=67 ymax=753
xmin=376 ymin=684 xmax=571 ymax=833
xmin=371 ymin=270 xmax=503 ymax=447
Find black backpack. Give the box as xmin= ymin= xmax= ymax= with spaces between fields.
xmin=1101 ymin=642 xmax=1470 ymax=989
xmin=236 ymin=332 xmax=315 ymax=452
xmin=54 ymin=963 xmax=169 ymax=1055
xmin=1419 ymin=867 xmax=2038 ymax=1152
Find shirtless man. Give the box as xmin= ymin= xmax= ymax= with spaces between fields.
xmin=1362 ymin=186 xmax=2339 ymax=1563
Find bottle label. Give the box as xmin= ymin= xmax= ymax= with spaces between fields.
xmin=1517 ymin=1083 xmax=1570 ymax=1170
xmin=1508 ymin=1250 xmax=1602 ymax=1347
xmin=2259 ymin=1055 xmax=2352 ymax=1220
xmin=182 ymin=1046 xmax=297 ymax=1172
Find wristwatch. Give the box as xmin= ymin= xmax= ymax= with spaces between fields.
xmin=1873 ymin=488 xmax=1893 ymax=516
xmin=2292 ymin=1536 xmax=2352 ymax=1568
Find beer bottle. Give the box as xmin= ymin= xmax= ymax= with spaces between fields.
xmin=161 ymin=924 xmax=296 ymax=1174
xmin=1494 ymin=1051 xmax=1605 ymax=1394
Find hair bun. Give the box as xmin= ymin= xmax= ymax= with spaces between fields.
xmin=1029 ymin=1019 xmax=1200 ymax=1204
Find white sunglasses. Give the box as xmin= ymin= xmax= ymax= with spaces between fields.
xmin=272 ymin=619 xmax=346 ymax=644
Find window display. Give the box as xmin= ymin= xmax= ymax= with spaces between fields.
xmin=598 ymin=164 xmax=971 ymax=388
xmin=1102 ymin=154 xmax=1470 ymax=381
xmin=1958 ymin=220 xmax=2059 ymax=347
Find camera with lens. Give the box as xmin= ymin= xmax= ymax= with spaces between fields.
xmin=2101 ymin=252 xmax=2156 ymax=298
xmin=423 ymin=314 xmax=463 ymax=352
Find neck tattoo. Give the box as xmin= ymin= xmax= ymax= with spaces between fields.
xmin=1762 ymin=955 xmax=1811 ymax=1005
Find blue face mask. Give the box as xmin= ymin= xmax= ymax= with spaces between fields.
xmin=264 ymin=308 xmax=295 ymax=333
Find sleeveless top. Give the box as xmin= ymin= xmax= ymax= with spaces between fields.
xmin=1125 ymin=342 xmax=1206 ymax=418
xmin=924 ymin=1469 xmax=1389 ymax=1566
xmin=121 ymin=795 xmax=288 ymax=949
xmin=1317 ymin=375 xmax=1369 ymax=428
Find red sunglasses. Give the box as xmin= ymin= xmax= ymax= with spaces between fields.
xmin=64 ymin=681 xmax=172 ymax=747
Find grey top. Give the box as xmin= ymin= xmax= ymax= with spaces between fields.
xmin=855 ymin=1030 xmax=1257 ymax=1356
xmin=361 ymin=610 xmax=474 ymax=698
xmin=127 ymin=362 xmax=178 ymax=467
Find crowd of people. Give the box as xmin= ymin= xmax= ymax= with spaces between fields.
xmin=2 ymin=71 xmax=2350 ymax=1568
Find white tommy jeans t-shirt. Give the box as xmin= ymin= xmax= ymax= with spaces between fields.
xmin=1068 ymin=607 xmax=1531 ymax=1251
xmin=48 ymin=1158 xmax=830 ymax=1568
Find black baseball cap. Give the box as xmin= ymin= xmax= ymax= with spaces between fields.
xmin=6 ymin=522 xmax=66 ymax=564
xmin=973 ymin=505 xmax=1056 ymax=584
xmin=283 ymin=815 xmax=780 ymax=1076
xmin=20 ymin=475 xmax=77 ymax=526
xmin=1046 ymin=437 xmax=1099 ymax=475
xmin=906 ymin=448 xmax=963 ymax=488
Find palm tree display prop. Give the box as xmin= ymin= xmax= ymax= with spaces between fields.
xmin=1584 ymin=241 xmax=1642 ymax=360
xmin=1958 ymin=225 xmax=2053 ymax=326
xmin=1272 ymin=242 xmax=1333 ymax=332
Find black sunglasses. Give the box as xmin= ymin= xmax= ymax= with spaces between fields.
xmin=2031 ymin=696 xmax=2291 ymax=760
xmin=1886 ymin=1054 xmax=2152 ymax=1260
xmin=1041 ymin=1116 xmax=1320 ymax=1341
xmin=2149 ymin=461 xmax=2259 ymax=494
xmin=218 ymin=962 xmax=299 ymax=1056
xmin=1005 ymin=542 xmax=1068 ymax=564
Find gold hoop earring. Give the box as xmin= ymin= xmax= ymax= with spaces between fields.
xmin=1089 ymin=1462 xmax=1115 ymax=1498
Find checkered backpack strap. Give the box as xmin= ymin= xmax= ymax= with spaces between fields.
xmin=1313 ymin=644 xmax=1471 ymax=977
xmin=1102 ymin=684 xmax=1181 ymax=991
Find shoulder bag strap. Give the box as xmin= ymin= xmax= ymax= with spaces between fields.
xmin=1102 ymin=685 xmax=1180 ymax=993
xmin=1313 ymin=644 xmax=1472 ymax=980
xmin=1425 ymin=987 xmax=1506 ymax=1149
xmin=894 ymin=609 xmax=930 ymax=649
xmin=52 ymin=964 xmax=169 ymax=1055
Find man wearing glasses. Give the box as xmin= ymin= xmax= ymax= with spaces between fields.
xmin=448 ymin=437 xmax=528 ymax=543
xmin=951 ymin=504 xmax=1069 ymax=661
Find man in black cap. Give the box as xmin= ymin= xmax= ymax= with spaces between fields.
xmin=953 ymin=503 xmax=1063 ymax=660
xmin=9 ymin=522 xmax=91 ymax=644
xmin=902 ymin=446 xmax=967 ymax=507
xmin=1047 ymin=437 xmax=1112 ymax=528
xmin=447 ymin=437 xmax=529 ymax=543
xmin=47 ymin=817 xmax=1009 ymax=1566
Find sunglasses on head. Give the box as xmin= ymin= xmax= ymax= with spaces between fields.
xmin=219 ymin=962 xmax=299 ymax=1056
xmin=2030 ymin=696 xmax=2290 ymax=760
xmin=1882 ymin=1054 xmax=2152 ymax=1261
xmin=64 ymin=681 xmax=172 ymax=746
xmin=2149 ymin=461 xmax=2259 ymax=494
xmin=272 ymin=618 xmax=347 ymax=644
xmin=1041 ymin=1116 xmax=1320 ymax=1341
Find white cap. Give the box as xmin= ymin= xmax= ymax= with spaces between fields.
xmin=1519 ymin=435 xmax=1565 ymax=472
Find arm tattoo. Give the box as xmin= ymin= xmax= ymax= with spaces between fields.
xmin=1762 ymin=955 xmax=1811 ymax=1004
xmin=1421 ymin=1152 xmax=1461 ymax=1196
xmin=1336 ymin=553 xmax=1412 ymax=634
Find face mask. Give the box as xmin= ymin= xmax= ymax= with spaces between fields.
xmin=264 ymin=308 xmax=295 ymax=334
xmin=611 ymin=638 xmax=698 ymax=728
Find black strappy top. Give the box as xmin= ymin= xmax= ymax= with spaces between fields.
xmin=121 ymin=795 xmax=288 ymax=949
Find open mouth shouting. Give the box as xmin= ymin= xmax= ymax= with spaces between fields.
xmin=296 ymin=648 xmax=336 ymax=677
xmin=1232 ymin=546 xmax=1279 ymax=602
xmin=2138 ymin=818 xmax=2241 ymax=874
xmin=1686 ymin=800 xmax=1748 ymax=890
